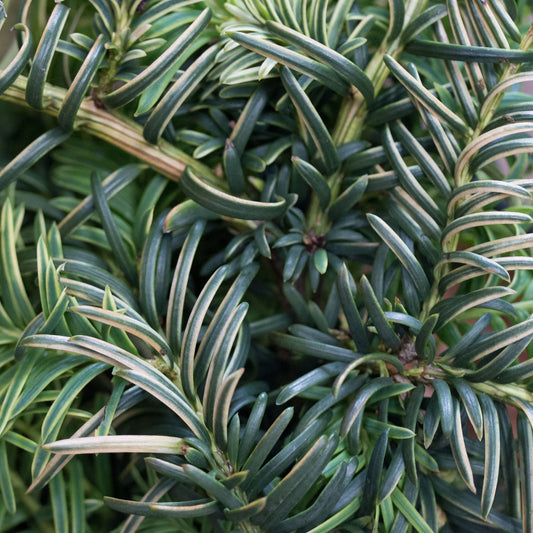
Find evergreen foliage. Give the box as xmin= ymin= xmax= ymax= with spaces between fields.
xmin=0 ymin=0 xmax=533 ymax=531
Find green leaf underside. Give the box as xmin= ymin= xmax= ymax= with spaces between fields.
xmin=180 ymin=168 xmax=287 ymax=220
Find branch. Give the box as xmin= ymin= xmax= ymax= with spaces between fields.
xmin=1 ymin=75 xmax=222 ymax=187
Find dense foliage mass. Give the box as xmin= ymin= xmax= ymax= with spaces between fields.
xmin=1 ymin=0 xmax=533 ymax=531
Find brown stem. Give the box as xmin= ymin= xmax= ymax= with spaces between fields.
xmin=1 ymin=75 xmax=221 ymax=187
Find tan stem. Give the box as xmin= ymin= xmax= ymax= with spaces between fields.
xmin=422 ymin=30 xmax=533 ymax=320
xmin=307 ymin=1 xmax=428 ymax=233
xmin=1 ymin=75 xmax=221 ymax=187
xmin=332 ymin=0 xmax=428 ymax=146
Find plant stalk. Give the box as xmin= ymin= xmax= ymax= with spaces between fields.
xmin=0 ymin=75 xmax=221 ymax=187
xmin=307 ymin=0 xmax=427 ymax=233
xmin=422 ymin=28 xmax=533 ymax=320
